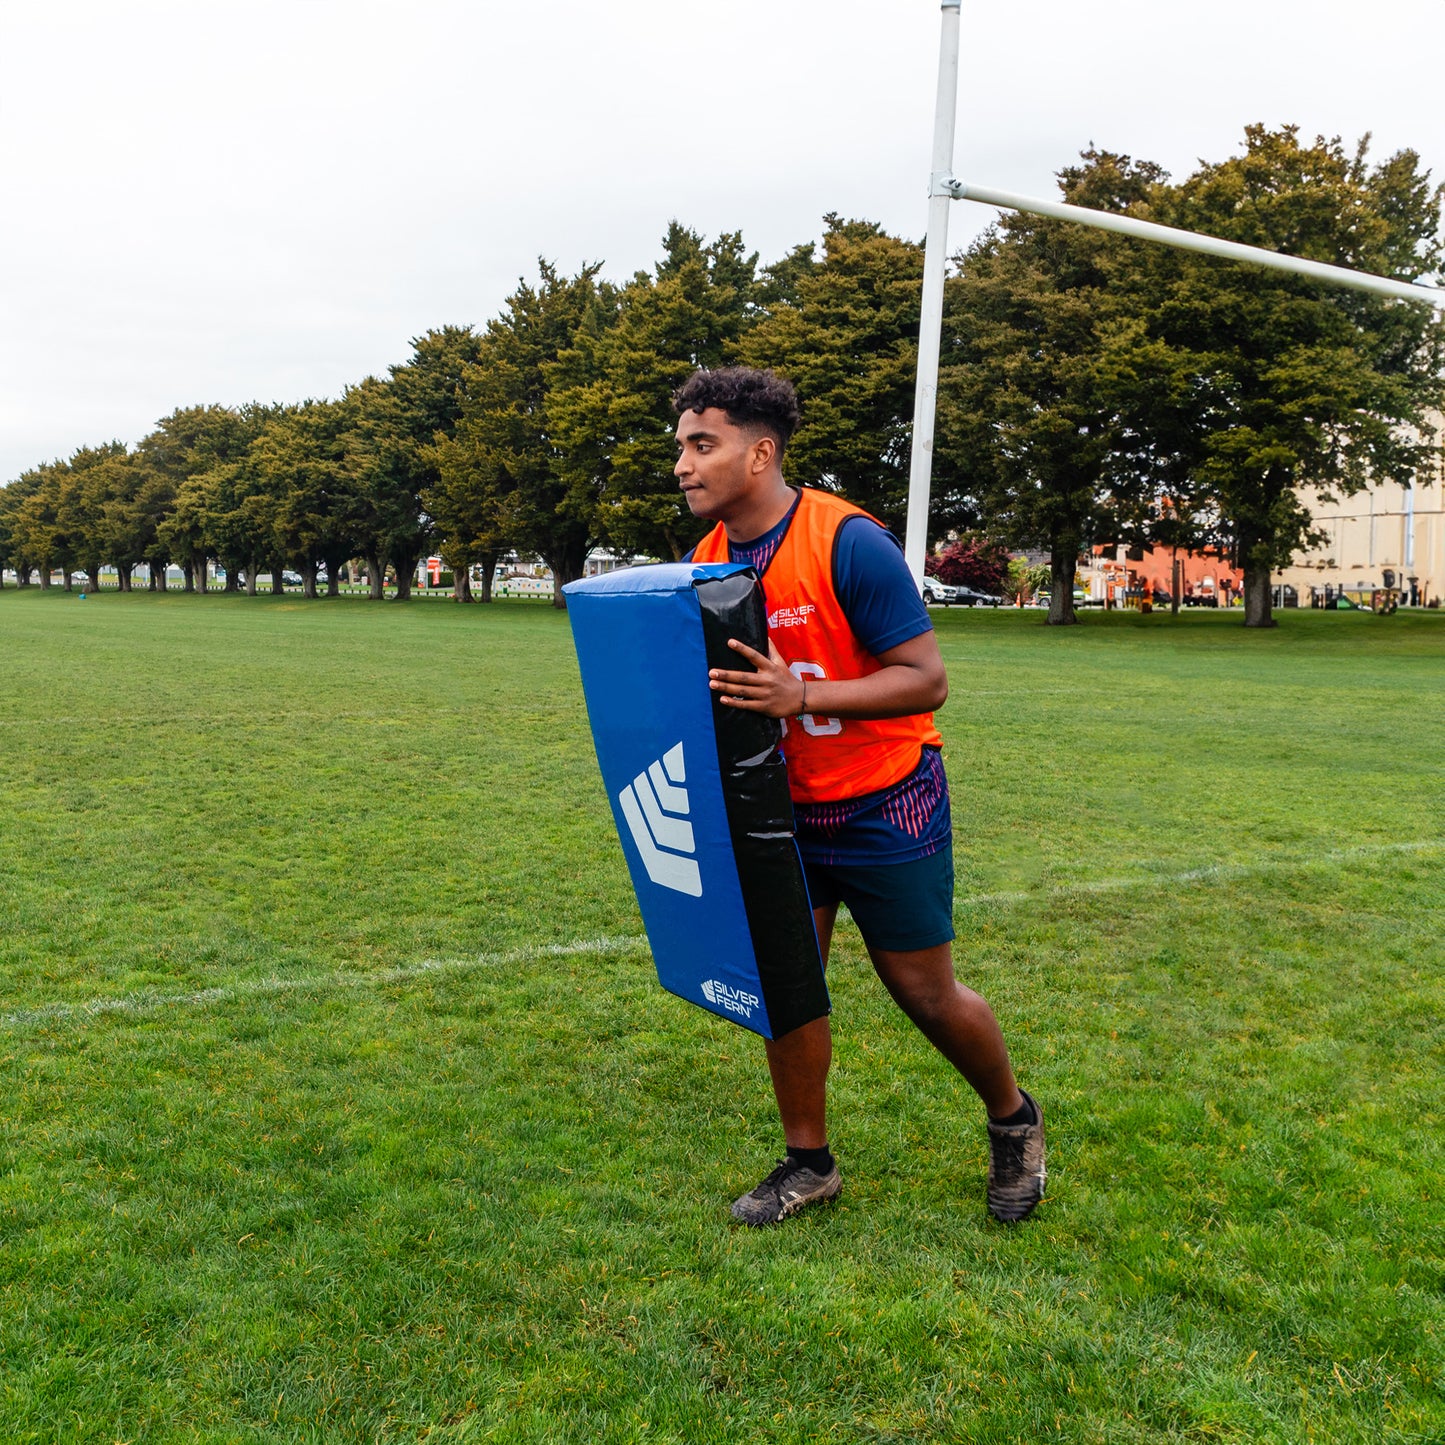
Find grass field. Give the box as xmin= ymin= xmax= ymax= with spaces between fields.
xmin=1 ymin=589 xmax=1441 ymax=1444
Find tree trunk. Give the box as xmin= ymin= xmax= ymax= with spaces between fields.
xmin=1242 ymin=559 xmax=1276 ymax=627
xmin=452 ymin=566 xmax=472 ymax=603
xmin=1239 ymin=525 xmax=1276 ymax=628
xmin=545 ymin=541 xmax=588 ymax=610
xmin=17 ymin=565 xmax=32 ymax=587
xmin=1046 ymin=544 xmax=1079 ymax=626
xmin=476 ymin=550 xmax=498 ymax=603
xmin=119 ymin=563 xmax=134 ymax=592
xmin=182 ymin=561 xmax=194 ymax=592
xmin=196 ymin=558 xmax=208 ymax=592
xmin=390 ymin=543 xmax=427 ymax=601
xmin=245 ymin=561 xmax=258 ymax=596
xmin=39 ymin=567 xmax=51 ymax=589
xmin=224 ymin=567 xmax=239 ymax=593
xmin=302 ymin=561 xmax=318 ymax=600
xmin=366 ymin=551 xmax=386 ymax=601
xmin=63 ymin=572 xmax=74 ymax=591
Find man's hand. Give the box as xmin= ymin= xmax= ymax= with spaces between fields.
xmin=709 ymin=639 xmax=805 ymax=718
xmin=708 ymin=631 xmax=947 ymax=722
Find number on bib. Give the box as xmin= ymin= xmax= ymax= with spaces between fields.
xmin=786 ymin=661 xmax=842 ymax=737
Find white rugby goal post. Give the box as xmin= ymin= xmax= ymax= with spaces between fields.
xmin=904 ymin=0 xmax=1445 ymax=584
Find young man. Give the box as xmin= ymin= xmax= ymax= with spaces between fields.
xmin=675 ymin=366 xmax=1046 ymax=1227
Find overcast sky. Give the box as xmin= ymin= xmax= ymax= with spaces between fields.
xmin=2 ymin=0 xmax=1440 ymax=482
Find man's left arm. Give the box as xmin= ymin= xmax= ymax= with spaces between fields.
xmin=709 ymin=632 xmax=947 ymax=720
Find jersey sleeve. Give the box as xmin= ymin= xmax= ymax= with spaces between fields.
xmin=833 ymin=515 xmax=933 ymax=656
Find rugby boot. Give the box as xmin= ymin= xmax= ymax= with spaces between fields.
xmin=730 ymin=1156 xmax=841 ymax=1226
xmin=986 ymin=1088 xmax=1046 ymax=1222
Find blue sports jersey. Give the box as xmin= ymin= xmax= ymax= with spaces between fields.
xmin=687 ymin=489 xmax=950 ymax=866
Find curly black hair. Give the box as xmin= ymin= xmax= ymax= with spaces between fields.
xmin=673 ymin=367 xmax=802 ymax=453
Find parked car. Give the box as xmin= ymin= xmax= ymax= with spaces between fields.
xmin=953 ymin=585 xmax=1003 ymax=607
xmin=921 ymin=576 xmax=960 ymax=605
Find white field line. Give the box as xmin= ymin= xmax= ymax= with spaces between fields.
xmin=955 ymin=838 xmax=1445 ymax=909
xmin=0 ymin=710 xmax=484 ymax=730
xmin=4 ymin=839 xmax=1440 ymax=1033
xmin=0 ymin=935 xmax=649 ymax=1031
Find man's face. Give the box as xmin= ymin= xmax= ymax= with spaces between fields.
xmin=674 ymin=407 xmax=767 ymax=521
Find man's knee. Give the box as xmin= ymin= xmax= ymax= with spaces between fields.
xmin=871 ymin=945 xmax=958 ymax=1021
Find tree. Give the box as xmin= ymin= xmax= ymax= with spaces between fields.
xmin=67 ymin=443 xmax=136 ymax=588
xmin=136 ymin=405 xmax=257 ymax=591
xmin=443 ymin=260 xmax=611 ymax=606
xmin=1004 ymin=557 xmax=1052 ymax=605
xmin=547 ymin=226 xmax=758 ymax=575
xmin=250 ymin=401 xmax=359 ymax=598
xmin=423 ymin=402 xmax=517 ymax=603
xmin=936 ymin=152 xmax=1169 ymax=625
xmin=926 ymin=534 xmax=1011 ymax=592
xmin=9 ymin=460 xmax=73 ymax=588
xmin=0 ymin=470 xmax=47 ymax=585
xmin=0 ymin=482 xmax=15 ymax=586
xmin=155 ymin=473 xmax=212 ymax=593
xmin=344 ymin=377 xmax=422 ymax=599
xmin=740 ymin=216 xmax=928 ymax=535
xmin=360 ymin=327 xmax=484 ymax=601
xmin=146 ymin=402 xmax=280 ymax=593
xmin=1123 ymin=126 xmax=1445 ymax=626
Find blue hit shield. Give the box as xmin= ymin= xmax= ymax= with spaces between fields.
xmin=564 ymin=563 xmax=828 ymax=1040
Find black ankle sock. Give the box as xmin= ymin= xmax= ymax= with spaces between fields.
xmin=787 ymin=1143 xmax=835 ymax=1174
xmin=990 ymin=1093 xmax=1037 ymax=1128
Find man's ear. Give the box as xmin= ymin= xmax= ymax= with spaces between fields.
xmin=749 ymin=434 xmax=777 ymax=473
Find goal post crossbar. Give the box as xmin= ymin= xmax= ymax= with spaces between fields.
xmin=943 ymin=178 xmax=1445 ymax=310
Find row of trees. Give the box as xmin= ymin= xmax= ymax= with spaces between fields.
xmin=0 ymin=329 xmax=479 ymax=603
xmin=3 ymin=127 xmax=1441 ymax=625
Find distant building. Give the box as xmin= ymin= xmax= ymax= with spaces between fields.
xmin=1080 ymin=544 xmax=1243 ymax=607
xmin=582 ymin=549 xmax=648 ymax=578
xmin=1273 ymin=426 xmax=1445 ymax=607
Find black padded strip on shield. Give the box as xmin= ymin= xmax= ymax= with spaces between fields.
xmin=693 ymin=569 xmax=829 ymax=1039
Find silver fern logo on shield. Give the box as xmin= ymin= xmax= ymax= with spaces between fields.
xmin=618 ymin=742 xmax=701 ymax=897
xmin=701 ymin=979 xmax=759 ymax=1019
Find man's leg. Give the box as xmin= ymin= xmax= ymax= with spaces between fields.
xmin=730 ymin=905 xmax=842 ymax=1225
xmin=867 ymin=940 xmax=1046 ymax=1222
xmin=761 ymin=904 xmax=837 ymax=1149
xmin=865 ymin=941 xmax=1023 ymax=1118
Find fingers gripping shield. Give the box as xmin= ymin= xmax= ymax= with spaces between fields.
xmin=565 ymin=563 xmax=828 ymax=1039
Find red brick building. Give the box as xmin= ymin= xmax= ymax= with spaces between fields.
xmin=1084 ymin=545 xmax=1244 ymax=606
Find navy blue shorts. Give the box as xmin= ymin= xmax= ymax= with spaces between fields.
xmin=802 ymin=844 xmax=955 ymax=953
